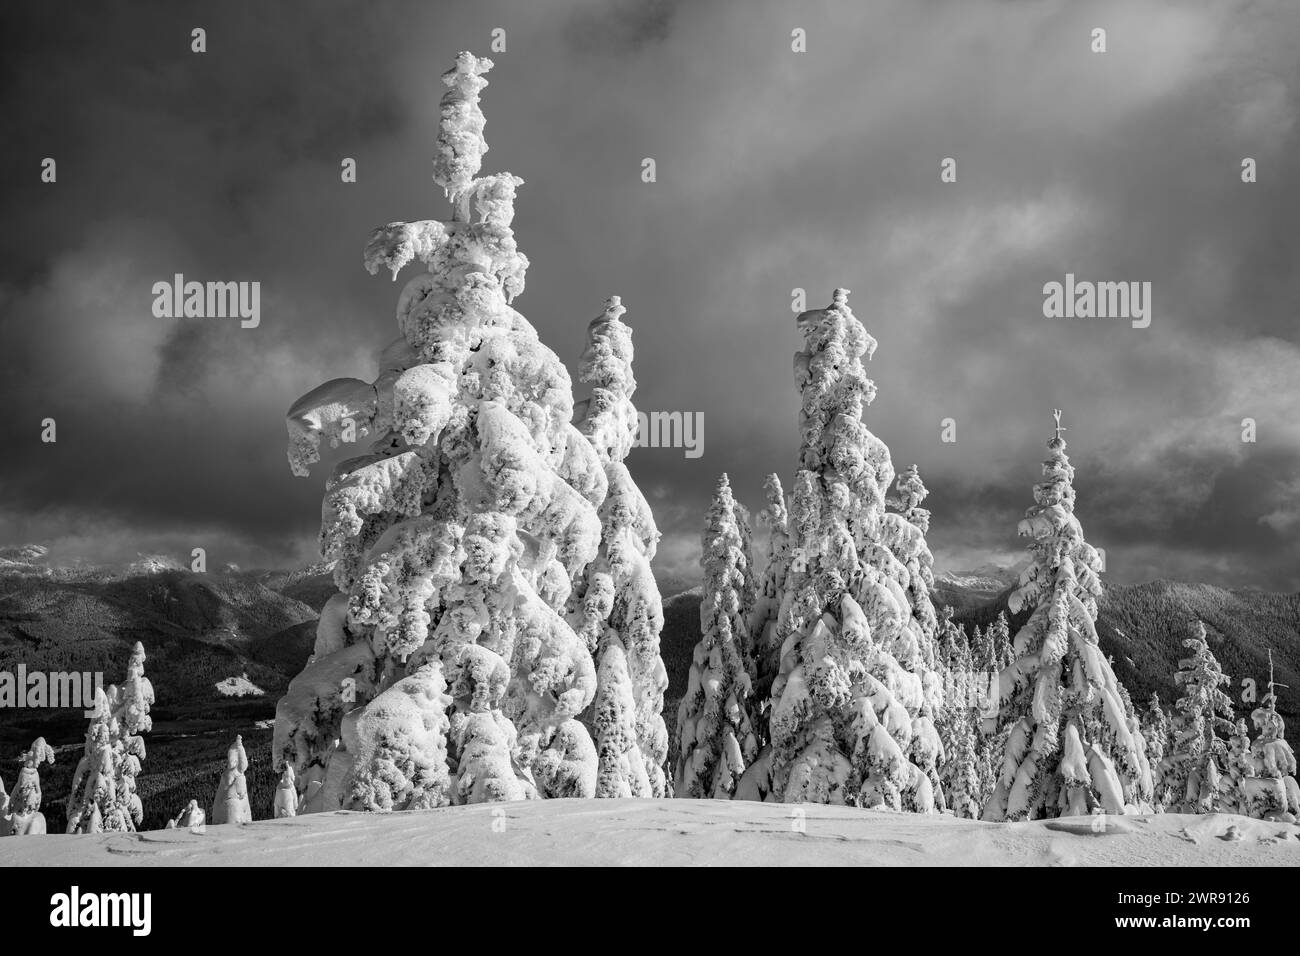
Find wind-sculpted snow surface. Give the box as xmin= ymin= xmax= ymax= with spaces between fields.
xmin=275 ymin=52 xmax=667 ymax=812
xmin=984 ymin=419 xmax=1152 ymax=821
xmin=7 ymin=801 xmax=1296 ymax=868
xmin=738 ymin=289 xmax=945 ymax=810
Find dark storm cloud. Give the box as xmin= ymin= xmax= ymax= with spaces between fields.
xmin=0 ymin=0 xmax=1298 ymax=590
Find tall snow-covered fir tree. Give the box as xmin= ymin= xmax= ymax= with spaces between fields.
xmin=738 ymin=288 xmax=945 ymax=809
xmin=275 ymin=53 xmax=667 ymax=810
xmin=989 ymin=612 xmax=1014 ymax=670
xmin=1142 ymin=693 xmax=1172 ymax=811
xmin=1162 ymin=620 xmax=1234 ymax=813
xmin=935 ymin=608 xmax=980 ymax=817
xmin=568 ymin=295 xmax=669 ymax=798
xmin=675 ymin=474 xmax=759 ymax=797
xmin=65 ymin=642 xmax=154 ymax=833
xmin=748 ymin=473 xmax=793 ymax=746
xmin=983 ymin=412 xmax=1150 ymax=820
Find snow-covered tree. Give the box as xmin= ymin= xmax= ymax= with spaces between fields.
xmin=1163 ymin=620 xmax=1235 ymax=813
xmin=568 ymin=295 xmax=670 ymax=798
xmin=1142 ymin=693 xmax=1172 ymax=811
xmin=213 ymin=735 xmax=253 ymax=825
xmin=984 ymin=412 xmax=1150 ymax=820
xmin=946 ymin=716 xmax=981 ymax=818
xmin=1224 ymin=717 xmax=1254 ymax=813
xmin=976 ymin=724 xmax=1010 ymax=811
xmin=734 ymin=500 xmax=759 ymax=630
xmin=274 ymin=765 xmax=298 ymax=818
xmin=275 ymin=53 xmax=667 ymax=810
xmin=675 ymin=474 xmax=759 ymax=798
xmin=748 ymin=473 xmax=793 ymax=746
xmin=1240 ymin=657 xmax=1299 ymax=821
xmin=166 ymin=800 xmax=206 ymax=831
xmin=935 ymin=607 xmax=978 ymax=814
xmin=739 ymin=288 xmax=945 ymax=810
xmin=969 ymin=623 xmax=990 ymax=673
xmin=4 ymin=738 xmax=55 ymax=836
xmin=989 ymin=612 xmax=1014 ymax=671
xmin=66 ymin=642 xmax=154 ymax=833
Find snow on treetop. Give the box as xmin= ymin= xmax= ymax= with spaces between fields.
xmin=434 ymin=52 xmax=495 ymax=201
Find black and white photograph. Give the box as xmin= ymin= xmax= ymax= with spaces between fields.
xmin=1 ymin=0 xmax=1297 ymax=924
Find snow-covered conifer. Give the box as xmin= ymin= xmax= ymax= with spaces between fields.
xmin=675 ymin=474 xmax=759 ymax=798
xmin=213 ymin=735 xmax=253 ymax=825
xmin=946 ymin=717 xmax=981 ymax=818
xmin=1163 ymin=620 xmax=1235 ymax=813
xmin=748 ymin=473 xmax=792 ymax=743
xmin=275 ymin=53 xmax=659 ymax=808
xmin=167 ymin=800 xmax=206 ymax=830
xmin=5 ymin=738 xmax=55 ymax=836
xmin=742 ymin=289 xmax=944 ymax=810
xmin=66 ymin=643 xmax=154 ymax=833
xmin=988 ymin=613 xmax=1014 ymax=670
xmin=983 ymin=412 xmax=1149 ymax=820
xmin=1142 ymin=693 xmax=1171 ymax=810
xmin=969 ymin=624 xmax=990 ymax=673
xmin=1241 ymin=656 xmax=1299 ymax=821
xmin=568 ymin=295 xmax=670 ymax=798
xmin=1224 ymin=718 xmax=1254 ymax=813
xmin=273 ymin=765 xmax=298 ymax=818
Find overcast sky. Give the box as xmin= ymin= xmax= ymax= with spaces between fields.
xmin=1 ymin=0 xmax=1298 ymax=591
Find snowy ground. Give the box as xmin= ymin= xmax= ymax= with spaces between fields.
xmin=214 ymin=674 xmax=265 ymax=697
xmin=3 ymin=800 xmax=1299 ymax=867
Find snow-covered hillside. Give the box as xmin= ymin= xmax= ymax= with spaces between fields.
xmin=2 ymin=800 xmax=1296 ymax=867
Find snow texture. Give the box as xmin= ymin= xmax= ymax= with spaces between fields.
xmin=4 ymin=800 xmax=1297 ymax=868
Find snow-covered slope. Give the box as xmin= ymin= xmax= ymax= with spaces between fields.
xmin=3 ymin=800 xmax=1296 ymax=867
xmin=214 ymin=674 xmax=265 ymax=697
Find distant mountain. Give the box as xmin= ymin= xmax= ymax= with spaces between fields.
xmin=953 ymin=579 xmax=1300 ymax=733
xmin=8 ymin=544 xmax=1294 ymax=765
xmin=0 ymin=543 xmax=49 ymax=565
xmin=0 ymin=563 xmax=318 ymax=735
xmin=252 ymin=564 xmax=337 ymax=612
xmin=932 ymin=560 xmax=1029 ymax=612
